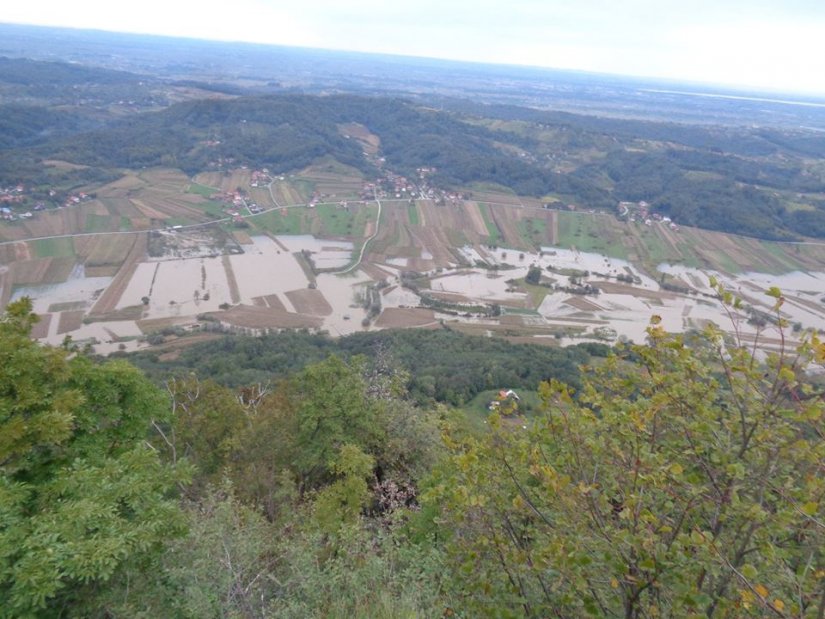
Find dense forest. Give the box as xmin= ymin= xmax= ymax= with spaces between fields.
xmin=0 ymin=104 xmax=104 ymax=150
xmin=124 ymin=328 xmax=609 ymax=406
xmin=0 ymin=56 xmax=163 ymax=108
xmin=2 ymin=293 xmax=823 ymax=617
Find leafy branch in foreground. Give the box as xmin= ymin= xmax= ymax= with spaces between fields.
xmin=428 ymin=300 xmax=824 ymax=617
xmin=0 ymin=298 xmax=190 ymax=617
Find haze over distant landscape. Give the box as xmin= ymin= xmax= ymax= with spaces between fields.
xmin=2 ymin=0 xmax=825 ymax=96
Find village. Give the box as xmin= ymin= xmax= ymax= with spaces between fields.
xmin=1 ymin=183 xmax=94 ymax=221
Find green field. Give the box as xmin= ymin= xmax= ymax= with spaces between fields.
xmin=84 ymin=214 xmax=113 ymax=233
xmin=251 ymin=208 xmax=308 ymax=235
xmin=31 ymin=237 xmax=76 ymax=258
xmin=292 ymin=179 xmax=316 ymax=203
xmin=462 ymin=389 xmax=543 ymax=432
xmin=633 ymin=226 xmax=681 ymax=266
xmin=408 ymin=202 xmax=420 ymax=225
xmin=447 ymin=228 xmax=470 ymax=248
xmin=550 ymin=210 xmax=825 ymax=275
xmin=477 ymin=203 xmax=502 ymax=242
xmin=556 ymin=212 xmax=630 ymax=260
xmin=314 ymin=204 xmax=356 ymax=236
xmin=468 ymin=181 xmax=518 ymax=195
xmin=164 ymin=216 xmax=196 ymax=227
xmin=197 ymin=200 xmax=227 ymax=219
xmin=353 ymin=204 xmax=378 ymax=237
xmin=517 ymin=217 xmax=547 ymax=248
xmin=187 ymin=182 xmax=217 ymax=197
xmin=760 ymin=241 xmax=808 ymax=272
xmin=518 ymin=280 xmax=553 ymax=308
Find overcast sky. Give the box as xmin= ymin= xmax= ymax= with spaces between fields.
xmin=3 ymin=0 xmax=825 ymax=95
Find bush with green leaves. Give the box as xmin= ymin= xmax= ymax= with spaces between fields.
xmin=0 ymin=299 xmax=189 ymax=617
xmin=428 ymin=305 xmax=824 ymax=617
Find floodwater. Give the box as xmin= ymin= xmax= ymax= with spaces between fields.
xmin=228 ymin=236 xmax=309 ymax=302
xmin=657 ymin=263 xmax=825 ymax=332
xmin=40 ymin=320 xmax=144 ymax=348
xmin=275 ymin=235 xmax=354 ymax=269
xmin=13 ymin=233 xmax=825 ymax=354
xmin=429 ymin=270 xmax=527 ymax=302
xmin=538 ymin=246 xmax=659 ymax=288
xmin=12 ymin=265 xmax=112 ymax=314
xmin=316 ymin=271 xmax=371 ymax=335
xmin=381 ymin=285 xmax=421 ymax=308
xmin=385 ymin=258 xmax=409 ymax=268
xmin=119 ymin=256 xmax=231 ymax=316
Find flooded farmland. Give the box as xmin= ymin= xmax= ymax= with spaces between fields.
xmin=118 ymin=256 xmax=231 ymax=316
xmin=11 ymin=264 xmax=112 ymax=314
xmin=5 ymin=227 xmax=824 ymax=355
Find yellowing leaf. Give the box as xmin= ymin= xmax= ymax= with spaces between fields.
xmin=670 ymin=463 xmax=683 ymax=476
xmin=778 ymin=366 xmax=796 ymax=384
xmin=801 ymin=502 xmax=818 ymax=516
xmin=754 ymin=584 xmax=768 ymax=598
xmin=773 ymin=599 xmax=785 ymax=612
xmin=610 ymin=578 xmax=619 ymax=589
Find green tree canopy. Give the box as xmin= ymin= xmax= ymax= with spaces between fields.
xmin=0 ymin=299 xmax=189 ymax=617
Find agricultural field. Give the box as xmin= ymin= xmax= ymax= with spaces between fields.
xmin=0 ymin=168 xmax=239 ymax=246
xmin=2 ymin=164 xmax=825 ymax=355
xmin=553 ymin=211 xmax=825 ymax=276
xmin=338 ymin=122 xmax=381 ymax=155
xmin=192 ymin=169 xmax=252 ymax=195
xmin=292 ymin=159 xmax=365 ymax=200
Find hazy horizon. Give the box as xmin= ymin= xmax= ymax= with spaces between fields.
xmin=1 ymin=1 xmax=824 ymax=97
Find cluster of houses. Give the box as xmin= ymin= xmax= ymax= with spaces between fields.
xmin=1 ymin=207 xmax=26 ymax=221
xmin=211 ymin=189 xmax=263 ymax=222
xmin=60 ymin=192 xmax=92 ymax=209
xmin=0 ymin=186 xmax=26 ymax=221
xmin=363 ymin=167 xmax=463 ymax=206
xmin=617 ymin=200 xmax=678 ymax=229
xmin=383 ymin=170 xmax=416 ymax=198
xmin=0 ymin=184 xmax=94 ymax=221
xmin=0 ymin=184 xmax=26 ymax=205
xmin=249 ymin=169 xmax=272 ymax=188
xmin=488 ymin=389 xmax=521 ymax=412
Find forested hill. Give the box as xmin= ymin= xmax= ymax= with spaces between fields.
xmin=444 ymin=99 xmax=825 ymax=158
xmin=0 ymin=56 xmax=162 ymax=107
xmin=122 ymin=328 xmax=609 ymax=407
xmin=3 ymin=90 xmax=825 ymax=239
xmin=0 ymin=104 xmax=103 ymax=149
xmin=2 ymin=94 xmax=610 ymax=208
